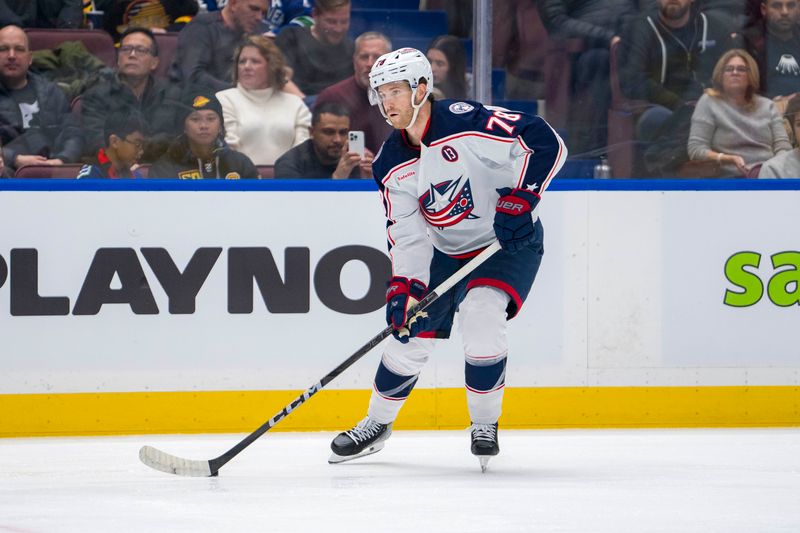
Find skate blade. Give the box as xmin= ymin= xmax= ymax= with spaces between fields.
xmin=478 ymin=456 xmax=491 ymax=473
xmin=328 ymin=441 xmax=386 ymax=464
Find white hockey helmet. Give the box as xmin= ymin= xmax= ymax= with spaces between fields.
xmin=368 ymin=48 xmax=433 ymax=128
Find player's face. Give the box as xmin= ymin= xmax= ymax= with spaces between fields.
xmin=117 ymin=32 xmax=158 ymax=78
xmin=377 ymin=81 xmax=416 ymax=129
xmin=792 ymin=113 xmax=800 ymax=144
xmin=313 ymin=5 xmax=350 ymax=45
xmin=184 ymin=110 xmax=221 ymax=148
xmin=230 ymin=0 xmax=267 ymax=34
xmin=427 ymin=49 xmax=449 ymax=84
xmin=354 ymin=38 xmax=390 ymax=89
xmin=237 ymin=45 xmax=270 ymax=90
xmin=311 ymin=113 xmax=350 ymax=164
xmin=762 ymin=0 xmax=799 ymax=34
xmin=0 ymin=26 xmax=31 ymax=86
xmin=658 ymin=0 xmax=693 ymax=21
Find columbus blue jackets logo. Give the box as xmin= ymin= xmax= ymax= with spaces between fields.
xmin=418 ymin=176 xmax=479 ymax=227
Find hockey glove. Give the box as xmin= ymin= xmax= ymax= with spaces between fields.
xmin=386 ymin=276 xmax=430 ymax=343
xmin=493 ymin=187 xmax=540 ymax=253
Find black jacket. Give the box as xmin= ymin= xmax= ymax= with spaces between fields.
xmin=744 ymin=24 xmax=800 ymax=98
xmin=538 ymin=0 xmax=640 ymax=48
xmin=149 ymin=136 xmax=259 ymax=179
xmin=0 ymin=72 xmax=83 ymax=167
xmin=81 ymin=72 xmax=183 ymax=162
xmin=168 ymin=11 xmax=266 ymax=91
xmin=1 ymin=0 xmax=83 ymax=28
xmin=274 ymin=139 xmax=359 ymax=179
xmin=619 ymin=8 xmax=742 ymax=109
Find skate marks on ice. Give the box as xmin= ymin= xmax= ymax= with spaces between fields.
xmin=1 ymin=429 xmax=799 ymax=532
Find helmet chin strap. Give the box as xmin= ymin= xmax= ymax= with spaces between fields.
xmin=403 ymin=90 xmax=426 ymax=130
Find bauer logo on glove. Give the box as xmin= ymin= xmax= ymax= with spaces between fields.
xmin=493 ymin=187 xmax=540 ymax=253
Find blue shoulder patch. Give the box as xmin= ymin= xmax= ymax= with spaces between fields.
xmin=427 ymin=99 xmax=488 ymax=141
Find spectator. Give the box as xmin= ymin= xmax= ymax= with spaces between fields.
xmin=421 ymin=0 xmax=472 ymax=38
xmin=700 ymin=0 xmax=754 ymax=31
xmin=314 ymin=31 xmax=392 ymax=154
xmin=492 ymin=0 xmax=548 ymax=101
xmin=216 ymin=36 xmax=310 ymax=166
xmin=81 ymin=27 xmax=182 ymax=163
xmin=538 ymin=0 xmax=640 ymax=153
xmin=744 ymin=0 xmax=800 ymax=103
xmin=0 ymin=25 xmax=83 ymax=172
xmin=275 ymin=0 xmax=354 ymax=97
xmin=150 ymin=89 xmax=258 ymax=178
xmin=265 ymin=0 xmax=313 ymax=34
xmin=274 ymin=101 xmax=373 ymax=179
xmin=619 ymin=0 xmax=741 ymax=174
xmin=100 ymin=0 xmax=200 ymax=42
xmin=759 ymin=93 xmax=800 ymax=177
xmin=77 ymin=110 xmax=147 ymax=178
xmin=426 ymin=35 xmax=469 ymax=100
xmin=168 ymin=0 xmax=268 ymax=92
xmin=0 ymin=0 xmax=83 ymax=28
xmin=687 ymin=49 xmax=792 ymax=176
xmin=621 ymin=0 xmax=741 ymax=132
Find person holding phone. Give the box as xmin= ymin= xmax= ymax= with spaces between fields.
xmin=274 ymin=101 xmax=373 ymax=178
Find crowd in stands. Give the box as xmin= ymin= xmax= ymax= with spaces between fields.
xmin=0 ymin=0 xmax=798 ymax=179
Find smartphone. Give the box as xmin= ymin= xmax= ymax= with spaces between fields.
xmin=348 ymin=131 xmax=365 ymax=157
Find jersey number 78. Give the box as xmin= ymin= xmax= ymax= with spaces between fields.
xmin=485 ymin=110 xmax=521 ymax=136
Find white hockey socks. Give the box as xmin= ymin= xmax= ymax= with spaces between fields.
xmin=367 ymin=337 xmax=438 ymax=424
xmin=459 ymin=286 xmax=510 ymax=424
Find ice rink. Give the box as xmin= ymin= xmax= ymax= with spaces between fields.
xmin=2 ymin=428 xmax=799 ymax=532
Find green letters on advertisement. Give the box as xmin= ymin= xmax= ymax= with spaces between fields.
xmin=724 ymin=251 xmax=800 ymax=307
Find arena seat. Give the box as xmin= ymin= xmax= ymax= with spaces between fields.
xmin=491 ymin=69 xmax=506 ymax=101
xmin=25 ymin=29 xmax=116 ymax=68
xmin=493 ymin=99 xmax=538 ymax=116
xmin=349 ymin=9 xmax=447 ymax=40
xmin=257 ymin=165 xmax=275 ymax=179
xmin=607 ymin=38 xmax=649 ymax=178
xmin=351 ymin=0 xmax=419 ymax=8
xmin=153 ymin=32 xmax=179 ymax=80
xmin=14 ymin=164 xmax=84 ymax=179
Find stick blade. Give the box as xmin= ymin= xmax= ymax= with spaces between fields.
xmin=139 ymin=445 xmax=214 ymax=477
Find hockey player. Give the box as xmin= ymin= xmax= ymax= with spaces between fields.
xmin=329 ymin=48 xmax=567 ymax=470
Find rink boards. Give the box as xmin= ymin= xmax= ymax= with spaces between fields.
xmin=1 ymin=179 xmax=798 ymax=436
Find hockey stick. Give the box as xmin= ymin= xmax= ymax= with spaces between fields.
xmin=139 ymin=240 xmax=502 ymax=477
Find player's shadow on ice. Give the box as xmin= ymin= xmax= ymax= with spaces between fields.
xmin=326 ymin=459 xmax=562 ymax=480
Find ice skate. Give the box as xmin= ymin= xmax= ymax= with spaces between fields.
xmin=470 ymin=422 xmax=499 ymax=472
xmin=329 ymin=416 xmax=392 ymax=464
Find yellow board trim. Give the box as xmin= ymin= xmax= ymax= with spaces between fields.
xmin=1 ymin=386 xmax=798 ymax=438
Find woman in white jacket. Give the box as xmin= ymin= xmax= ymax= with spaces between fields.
xmin=217 ymin=36 xmax=311 ymax=167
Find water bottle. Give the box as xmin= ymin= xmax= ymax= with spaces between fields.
xmin=593 ymin=156 xmax=612 ymax=179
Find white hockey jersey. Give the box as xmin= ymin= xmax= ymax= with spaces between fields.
xmin=372 ymin=99 xmax=567 ymax=285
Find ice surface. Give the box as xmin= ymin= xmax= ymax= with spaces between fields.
xmin=1 ymin=428 xmax=799 ymax=532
